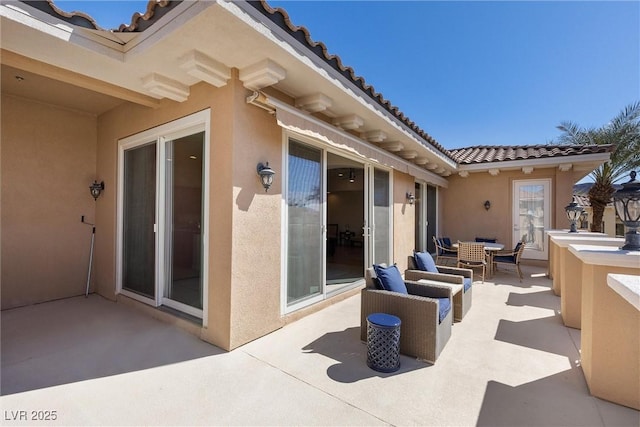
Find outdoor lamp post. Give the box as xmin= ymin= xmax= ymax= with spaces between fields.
xmin=564 ymin=196 xmax=584 ymax=233
xmin=613 ymin=171 xmax=640 ymax=250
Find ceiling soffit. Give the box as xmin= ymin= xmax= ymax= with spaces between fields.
xmin=2 ymin=0 xmax=458 ymax=178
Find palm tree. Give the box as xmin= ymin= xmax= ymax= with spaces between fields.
xmin=556 ymin=102 xmax=640 ymax=232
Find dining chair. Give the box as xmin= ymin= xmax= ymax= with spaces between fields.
xmin=433 ymin=236 xmax=458 ymax=266
xmin=493 ymin=236 xmax=527 ymax=282
xmin=457 ymin=241 xmax=487 ymax=283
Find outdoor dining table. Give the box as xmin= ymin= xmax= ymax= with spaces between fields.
xmin=452 ymin=242 xmax=505 ymax=278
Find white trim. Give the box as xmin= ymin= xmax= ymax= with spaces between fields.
xmin=459 ymin=152 xmax=611 ymax=173
xmin=117 ymin=110 xmax=210 ymax=322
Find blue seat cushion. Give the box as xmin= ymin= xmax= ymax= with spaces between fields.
xmin=463 ymin=277 xmax=472 ymax=292
xmin=494 ymin=255 xmax=516 ymax=263
xmin=436 ymin=297 xmax=451 ymax=323
xmin=414 ymin=251 xmax=438 ymax=273
xmin=373 ymin=264 xmax=407 ymax=294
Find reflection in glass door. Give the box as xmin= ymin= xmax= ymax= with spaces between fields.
xmin=287 ymin=140 xmax=323 ymax=305
xmin=372 ymin=168 xmax=391 ymax=265
xmin=513 ymin=179 xmax=551 ymax=260
xmin=122 ymin=143 xmax=157 ymax=299
xmin=164 ymin=132 xmax=204 ymax=312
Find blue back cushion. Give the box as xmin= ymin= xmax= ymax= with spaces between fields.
xmin=494 ymin=255 xmax=516 ymax=263
xmin=436 ymin=298 xmax=451 ymax=323
xmin=463 ymin=277 xmax=472 ymax=292
xmin=476 ymin=237 xmax=497 ymax=243
xmin=373 ymin=264 xmax=407 ymax=294
xmin=442 ymin=237 xmax=452 ymax=247
xmin=514 ymin=242 xmax=522 ymax=252
xmin=414 ymin=251 xmax=438 ymax=273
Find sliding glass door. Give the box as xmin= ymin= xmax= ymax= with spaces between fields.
xmin=287 ymin=141 xmax=323 ymax=305
xmin=285 ymin=138 xmax=392 ymax=312
xmin=118 ymin=111 xmax=209 ymax=319
xmin=122 ymin=143 xmax=157 ymax=298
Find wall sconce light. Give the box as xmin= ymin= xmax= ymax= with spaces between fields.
xmin=348 ymin=169 xmax=356 ymax=183
xmin=564 ymin=196 xmax=584 ymax=233
xmin=257 ymin=162 xmax=276 ymax=192
xmin=90 ymin=180 xmax=104 ymax=201
xmin=406 ymin=192 xmax=416 ymax=205
xmin=484 ymin=200 xmax=491 ymax=211
xmin=613 ymin=170 xmax=640 ymax=250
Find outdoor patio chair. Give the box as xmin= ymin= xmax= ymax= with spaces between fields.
xmin=433 ymin=236 xmax=458 ymax=266
xmin=457 ymin=241 xmax=487 ymax=283
xmin=493 ymin=237 xmax=527 ymax=282
xmin=360 ymin=265 xmax=453 ymax=363
xmin=405 ymin=253 xmax=473 ymax=322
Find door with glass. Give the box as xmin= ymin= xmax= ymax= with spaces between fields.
xmin=286 ymin=140 xmax=323 ymax=306
xmin=118 ymin=112 xmax=208 ymax=319
xmin=513 ymin=179 xmax=551 ymax=260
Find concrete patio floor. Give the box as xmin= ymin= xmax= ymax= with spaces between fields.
xmin=2 ymin=265 xmax=639 ymax=426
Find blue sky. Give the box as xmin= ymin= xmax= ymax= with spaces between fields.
xmin=57 ymin=1 xmax=639 ymax=150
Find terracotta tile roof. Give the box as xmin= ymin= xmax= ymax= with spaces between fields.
xmin=248 ymin=0 xmax=454 ymax=160
xmin=449 ymin=144 xmax=615 ymax=165
xmin=30 ymin=0 xmax=178 ymax=32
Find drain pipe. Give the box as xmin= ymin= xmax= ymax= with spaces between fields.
xmin=81 ymin=216 xmax=95 ymax=298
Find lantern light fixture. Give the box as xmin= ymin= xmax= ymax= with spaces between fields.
xmin=90 ymin=180 xmax=104 ymax=201
xmin=257 ymin=162 xmax=276 ymax=192
xmin=564 ymin=196 xmax=584 ymax=233
xmin=613 ymin=171 xmax=640 ymax=250
xmin=484 ymin=200 xmax=491 ymax=211
xmin=406 ymin=192 xmax=416 ymax=205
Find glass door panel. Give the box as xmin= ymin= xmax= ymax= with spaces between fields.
xmin=372 ymin=168 xmax=390 ymax=265
xmin=164 ymin=132 xmax=204 ymax=311
xmin=122 ymin=143 xmax=156 ymax=298
xmin=326 ymin=153 xmax=365 ymax=290
xmin=426 ymin=185 xmax=437 ymax=254
xmin=287 ymin=141 xmax=323 ymax=305
xmin=513 ymin=179 xmax=551 ymax=260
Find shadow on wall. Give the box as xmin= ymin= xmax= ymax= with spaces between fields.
xmin=1 ymin=295 xmax=223 ymax=395
xmin=301 ymin=326 xmax=429 ymax=383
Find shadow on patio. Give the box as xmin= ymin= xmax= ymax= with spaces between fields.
xmin=301 ymin=326 xmax=430 ymax=383
xmin=1 ymin=295 xmax=222 ymax=395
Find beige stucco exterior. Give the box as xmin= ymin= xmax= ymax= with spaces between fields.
xmin=0 ymin=0 xmax=616 ymax=358
xmin=579 ymin=261 xmax=639 ymax=410
xmin=442 ymin=167 xmax=588 ymax=250
xmin=1 ymin=94 xmax=97 ymax=309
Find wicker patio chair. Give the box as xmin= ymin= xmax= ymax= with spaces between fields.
xmin=405 ymin=253 xmax=473 ymax=322
xmin=433 ymin=236 xmax=458 ymax=266
xmin=457 ymin=241 xmax=487 ymax=283
xmin=360 ymin=267 xmax=453 ymax=363
xmin=493 ymin=237 xmax=527 ymax=282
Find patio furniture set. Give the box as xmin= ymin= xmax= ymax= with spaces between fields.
xmin=359 ymin=237 xmax=528 ymax=366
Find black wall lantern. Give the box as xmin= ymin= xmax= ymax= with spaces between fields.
xmin=564 ymin=196 xmax=584 ymax=233
xmin=257 ymin=162 xmax=276 ymax=192
xmin=484 ymin=200 xmax=491 ymax=211
xmin=613 ymin=171 xmax=640 ymax=250
xmin=406 ymin=192 xmax=416 ymax=205
xmin=90 ymin=180 xmax=104 ymax=201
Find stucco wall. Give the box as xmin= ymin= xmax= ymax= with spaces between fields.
xmin=1 ymin=95 xmax=97 ymax=309
xmin=96 ymin=73 xmax=283 ymax=351
xmin=441 ymin=168 xmax=585 ymax=256
xmin=393 ymin=171 xmax=416 ymax=272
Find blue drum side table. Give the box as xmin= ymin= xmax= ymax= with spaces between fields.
xmin=366 ymin=313 xmax=401 ymax=372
